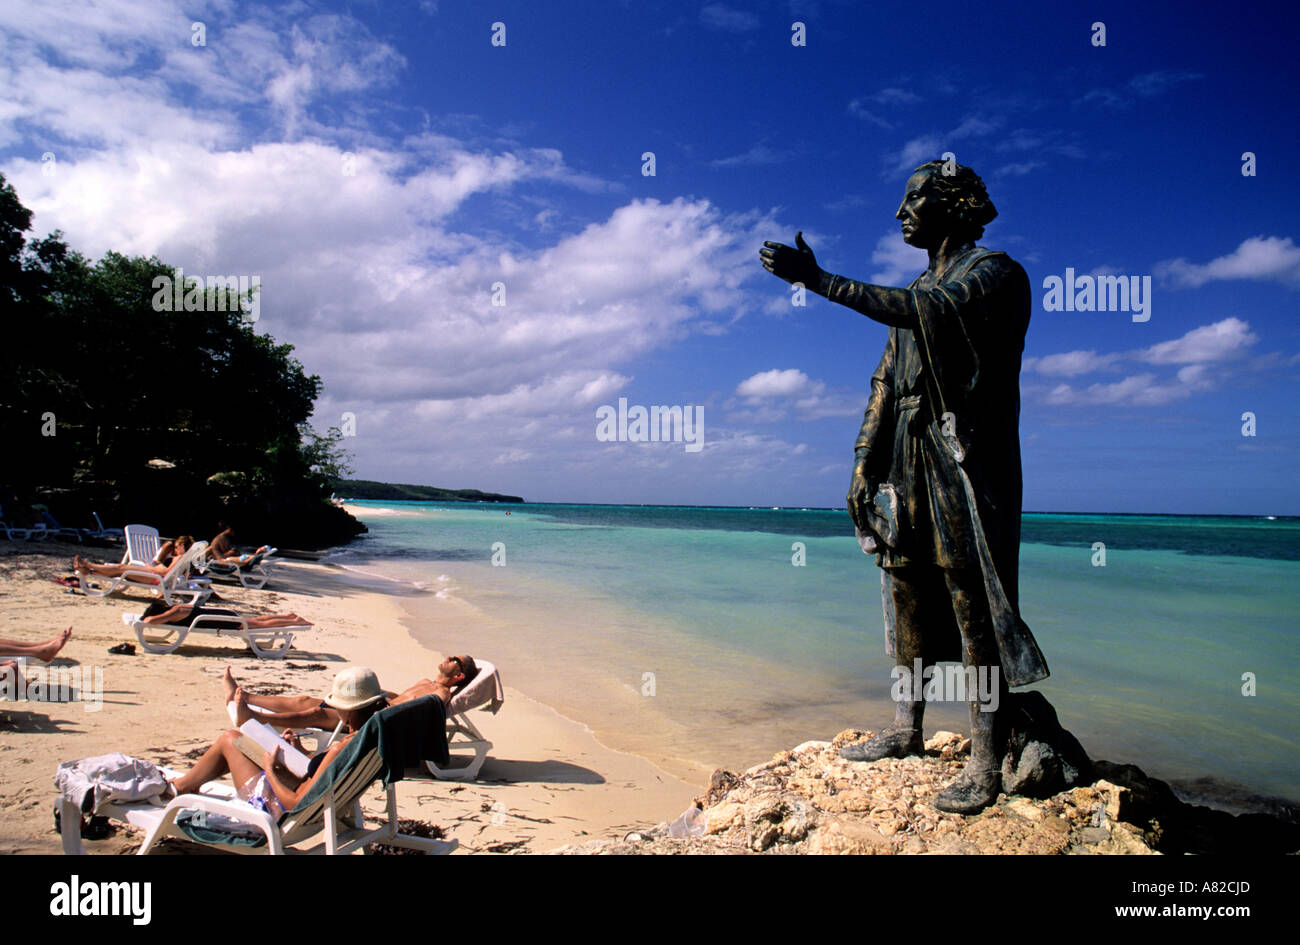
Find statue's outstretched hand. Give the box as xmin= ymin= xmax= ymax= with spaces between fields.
xmin=760 ymin=231 xmax=822 ymax=288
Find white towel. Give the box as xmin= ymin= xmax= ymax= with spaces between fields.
xmin=448 ymin=660 xmax=504 ymax=715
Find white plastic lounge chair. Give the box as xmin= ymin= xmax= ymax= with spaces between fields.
xmin=121 ymin=608 xmax=307 ymax=659
xmin=79 ymin=541 xmax=212 ymax=605
xmin=59 ymin=755 xmax=453 ymax=856
xmin=85 ymin=512 xmax=125 ymax=542
xmin=426 ymin=660 xmax=504 ymax=781
xmin=60 ymin=712 xmax=457 ymax=855
xmin=121 ymin=524 xmax=161 ymax=566
xmin=200 ymin=547 xmax=278 ymax=589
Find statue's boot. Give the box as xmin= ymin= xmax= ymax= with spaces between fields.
xmin=840 ymin=726 xmax=924 ymax=762
xmin=935 ymin=697 xmax=1001 ymax=814
xmin=841 ymin=693 xmax=925 ymax=762
xmin=934 ymin=765 xmax=1001 ymax=814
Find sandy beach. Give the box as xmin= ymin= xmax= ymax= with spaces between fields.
xmin=0 ymin=538 xmax=699 ymax=854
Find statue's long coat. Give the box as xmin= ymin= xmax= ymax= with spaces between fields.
xmin=835 ymin=244 xmax=1049 ymax=687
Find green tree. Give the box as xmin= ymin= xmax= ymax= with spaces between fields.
xmin=0 ymin=172 xmax=363 ymax=546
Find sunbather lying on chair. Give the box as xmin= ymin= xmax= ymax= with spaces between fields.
xmin=167 ymin=667 xmax=388 ymax=818
xmin=74 ymin=536 xmax=195 ymax=579
xmin=152 ymin=535 xmax=195 ymax=567
xmin=141 ymin=601 xmax=311 ymax=630
xmin=222 ymin=655 xmax=478 ymax=730
xmin=208 ymin=522 xmax=270 ymax=565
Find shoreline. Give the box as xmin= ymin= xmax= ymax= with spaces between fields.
xmin=334 ymin=503 xmax=1300 ymax=810
xmin=0 ymin=539 xmax=699 ymax=854
xmin=6 ymin=532 xmax=1294 ymax=856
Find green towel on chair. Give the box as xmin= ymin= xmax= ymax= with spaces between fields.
xmin=283 ymin=694 xmax=449 ymax=820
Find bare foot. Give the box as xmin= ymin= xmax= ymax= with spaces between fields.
xmin=73 ymin=555 xmax=88 ymax=574
xmin=32 ymin=627 xmax=72 ymax=662
xmin=222 ymin=666 xmax=239 ymax=703
xmin=233 ymin=686 xmax=253 ymax=726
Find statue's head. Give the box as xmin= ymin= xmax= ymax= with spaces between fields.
xmin=896 ymin=160 xmax=997 ymax=248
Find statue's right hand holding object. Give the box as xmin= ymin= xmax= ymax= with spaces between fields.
xmin=847 ymin=454 xmax=871 ymax=534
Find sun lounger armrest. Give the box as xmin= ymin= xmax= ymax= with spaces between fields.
xmin=118 ymin=568 xmax=162 ymax=585
xmin=163 ymin=794 xmax=281 ymax=838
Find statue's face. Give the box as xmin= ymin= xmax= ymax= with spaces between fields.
xmin=895 ymin=169 xmax=952 ymax=249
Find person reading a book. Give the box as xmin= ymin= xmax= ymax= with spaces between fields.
xmin=221 ymin=655 xmax=478 ymax=731
xmin=166 ymin=666 xmax=388 ymax=817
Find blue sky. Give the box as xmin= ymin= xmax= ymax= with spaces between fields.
xmin=3 ymin=0 xmax=1298 ymax=512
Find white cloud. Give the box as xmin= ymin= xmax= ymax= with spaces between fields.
xmin=867 ymin=87 xmax=921 ymax=107
xmin=0 ymin=2 xmax=806 ymax=503
xmin=1044 ymin=371 xmax=1213 ymax=407
xmin=732 ymin=369 xmax=859 ymax=421
xmin=699 ymin=4 xmax=760 ymax=31
xmin=710 ymin=143 xmax=797 ymax=168
xmin=847 ymin=100 xmax=892 ymax=130
xmin=736 ymin=368 xmax=811 ymax=398
xmin=869 ymin=232 xmax=926 ymax=285
xmin=890 ymin=135 xmax=942 ymax=174
xmin=1137 ymin=317 xmax=1258 ymax=365
xmin=1022 ymin=350 xmax=1120 ymax=377
xmin=1029 ymin=319 xmax=1262 ymax=407
xmin=995 ymin=161 xmax=1044 ymax=177
xmin=1156 ymin=236 xmax=1300 ymax=289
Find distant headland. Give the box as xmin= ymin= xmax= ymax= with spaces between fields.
xmin=332 ymin=479 xmax=524 ymax=504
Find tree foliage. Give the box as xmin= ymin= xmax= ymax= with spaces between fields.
xmin=0 ymin=173 xmax=361 ymax=546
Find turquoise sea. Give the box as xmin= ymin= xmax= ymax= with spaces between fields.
xmin=331 ymin=502 xmax=1300 ymax=809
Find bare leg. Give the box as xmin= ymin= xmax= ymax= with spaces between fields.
xmin=242 ymin=614 xmax=311 ymax=630
xmin=227 ymin=681 xmax=335 ymax=729
xmin=74 ymin=555 xmax=164 ymax=579
xmin=170 ymin=730 xmax=264 ymax=796
xmin=0 ymin=627 xmax=72 ymax=662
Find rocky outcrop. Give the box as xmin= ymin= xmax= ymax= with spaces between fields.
xmin=549 ymin=729 xmax=1300 ymax=855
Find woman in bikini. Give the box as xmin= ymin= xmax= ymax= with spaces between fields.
xmin=139 ymin=600 xmax=312 ymax=630
xmin=73 ymin=536 xmax=195 ymax=580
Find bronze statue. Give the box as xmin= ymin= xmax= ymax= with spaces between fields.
xmin=760 ymin=160 xmax=1049 ymax=813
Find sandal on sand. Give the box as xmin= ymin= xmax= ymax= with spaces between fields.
xmin=51 ymin=576 xmax=79 ymax=587
xmin=108 ymin=643 xmax=136 ymax=655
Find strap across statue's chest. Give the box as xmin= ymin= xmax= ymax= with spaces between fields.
xmin=896 ymin=328 xmax=924 ymax=396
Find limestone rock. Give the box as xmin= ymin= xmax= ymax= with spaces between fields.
xmin=546 ymin=716 xmax=1299 ymax=855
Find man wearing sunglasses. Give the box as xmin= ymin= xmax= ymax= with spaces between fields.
xmin=222 ymin=654 xmax=479 ymax=730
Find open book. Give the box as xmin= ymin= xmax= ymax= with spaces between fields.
xmin=234 ymin=719 xmax=313 ymax=779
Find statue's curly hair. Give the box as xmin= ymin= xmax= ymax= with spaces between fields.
xmin=912 ymin=160 xmax=998 ymax=240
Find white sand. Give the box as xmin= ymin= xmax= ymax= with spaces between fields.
xmin=0 ymin=540 xmax=700 ymax=854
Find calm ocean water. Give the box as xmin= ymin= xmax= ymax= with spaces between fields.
xmin=331 ymin=502 xmax=1300 ymax=808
